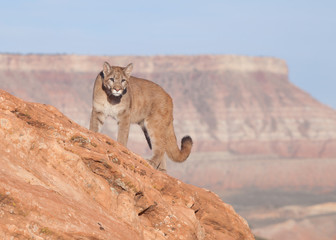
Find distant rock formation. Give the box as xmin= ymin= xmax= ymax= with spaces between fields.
xmin=1 ymin=54 xmax=336 ymax=158
xmin=0 ymin=89 xmax=254 ymax=239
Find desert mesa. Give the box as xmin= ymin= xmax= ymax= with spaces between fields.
xmin=1 ymin=54 xmax=336 ymax=158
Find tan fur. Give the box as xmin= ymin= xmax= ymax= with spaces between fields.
xmin=89 ymin=62 xmax=192 ymax=171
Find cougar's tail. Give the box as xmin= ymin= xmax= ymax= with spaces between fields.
xmin=165 ymin=123 xmax=193 ymax=162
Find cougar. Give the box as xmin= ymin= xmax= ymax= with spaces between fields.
xmin=89 ymin=62 xmax=192 ymax=171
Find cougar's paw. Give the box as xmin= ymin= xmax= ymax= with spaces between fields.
xmin=147 ymin=159 xmax=166 ymax=172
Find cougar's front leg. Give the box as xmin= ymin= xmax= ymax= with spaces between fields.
xmin=89 ymin=108 xmax=106 ymax=132
xmin=117 ymin=114 xmax=131 ymax=146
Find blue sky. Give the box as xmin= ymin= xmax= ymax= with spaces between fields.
xmin=1 ymin=0 xmax=335 ymax=109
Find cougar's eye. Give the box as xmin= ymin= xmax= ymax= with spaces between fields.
xmin=109 ymin=78 xmax=114 ymax=82
xmin=121 ymin=79 xmax=126 ymax=83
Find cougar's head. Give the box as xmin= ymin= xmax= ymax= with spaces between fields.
xmin=102 ymin=62 xmax=133 ymax=97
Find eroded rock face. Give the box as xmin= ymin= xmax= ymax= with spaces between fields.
xmin=0 ymin=89 xmax=254 ymax=240
xmin=2 ymin=54 xmax=336 ymax=158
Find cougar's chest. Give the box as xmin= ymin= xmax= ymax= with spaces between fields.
xmin=105 ymin=101 xmax=127 ymax=119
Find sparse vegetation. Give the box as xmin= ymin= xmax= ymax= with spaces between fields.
xmin=70 ymin=135 xmax=97 ymax=148
xmin=40 ymin=227 xmax=53 ymax=235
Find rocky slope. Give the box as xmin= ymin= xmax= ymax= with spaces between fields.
xmin=0 ymin=89 xmax=254 ymax=240
xmin=2 ymin=53 xmax=336 ymax=240
xmin=2 ymin=54 xmax=336 ymax=158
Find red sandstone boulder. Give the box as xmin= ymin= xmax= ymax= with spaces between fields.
xmin=0 ymin=89 xmax=254 ymax=240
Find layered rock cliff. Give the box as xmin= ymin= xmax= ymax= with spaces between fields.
xmin=2 ymin=54 xmax=336 ymax=158
xmin=0 ymin=89 xmax=254 ymax=239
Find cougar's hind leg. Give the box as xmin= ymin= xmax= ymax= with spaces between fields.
xmin=145 ymin=118 xmax=167 ymax=172
xmin=148 ymin=147 xmax=166 ymax=172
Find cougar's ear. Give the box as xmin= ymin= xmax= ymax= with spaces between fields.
xmin=103 ymin=62 xmax=111 ymax=77
xmin=124 ymin=63 xmax=133 ymax=78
